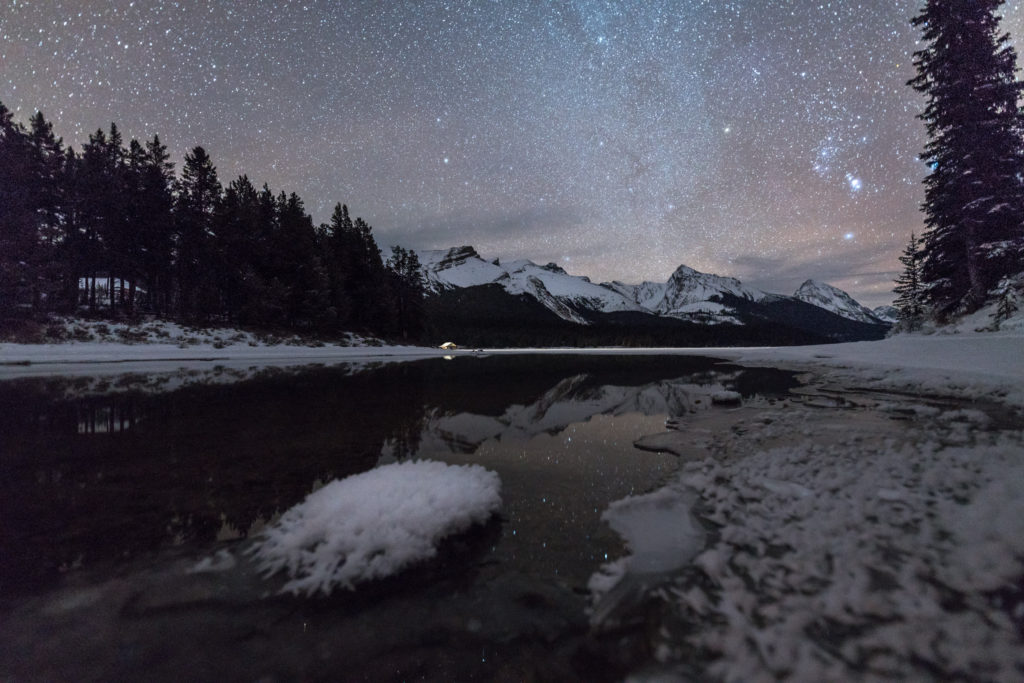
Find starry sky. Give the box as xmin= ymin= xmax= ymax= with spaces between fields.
xmin=5 ymin=1 xmax=1024 ymax=307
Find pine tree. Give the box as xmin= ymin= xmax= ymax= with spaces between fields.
xmin=909 ymin=0 xmax=1024 ymax=315
xmin=175 ymin=146 xmax=222 ymax=320
xmin=386 ymin=246 xmax=426 ymax=340
xmin=215 ymin=175 xmax=260 ymax=324
xmin=26 ymin=111 xmax=65 ymax=265
xmin=76 ymin=125 xmax=128 ymax=312
xmin=0 ymin=101 xmax=37 ymax=317
xmin=322 ymin=204 xmax=388 ymax=330
xmin=349 ymin=216 xmax=388 ymax=329
xmin=893 ymin=233 xmax=925 ymax=330
xmin=991 ymin=276 xmax=1020 ymax=325
xmin=274 ymin=192 xmax=331 ymax=328
xmin=138 ymin=135 xmax=175 ymax=315
xmin=323 ymin=202 xmax=354 ymax=327
xmin=121 ymin=139 xmax=149 ymax=314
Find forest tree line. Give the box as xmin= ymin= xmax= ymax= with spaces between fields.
xmin=0 ymin=100 xmax=425 ymax=339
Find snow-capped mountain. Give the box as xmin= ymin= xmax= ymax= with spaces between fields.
xmin=418 ymin=247 xmax=644 ymax=325
xmin=602 ymin=266 xmax=771 ymax=325
xmin=656 ymin=265 xmax=770 ymax=324
xmin=793 ymin=279 xmax=886 ymax=325
xmin=419 ymin=246 xmax=890 ymax=342
xmin=420 ymin=247 xmax=785 ymax=326
xmin=872 ymin=305 xmax=899 ymax=324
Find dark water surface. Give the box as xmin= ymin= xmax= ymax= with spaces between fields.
xmin=0 ymin=354 xmax=798 ymax=681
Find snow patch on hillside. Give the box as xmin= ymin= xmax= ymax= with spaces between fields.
xmin=249 ymin=461 xmax=501 ymax=595
xmin=601 ymin=280 xmax=669 ymax=311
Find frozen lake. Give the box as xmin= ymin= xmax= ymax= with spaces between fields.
xmin=0 ymin=354 xmax=798 ymax=680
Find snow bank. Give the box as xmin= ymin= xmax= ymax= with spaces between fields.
xmin=616 ymin=405 xmax=1024 ymax=681
xmin=0 ymin=317 xmax=446 ymax=379
xmin=249 ymin=461 xmax=501 ymax=595
xmin=720 ymin=330 xmax=1024 ymax=407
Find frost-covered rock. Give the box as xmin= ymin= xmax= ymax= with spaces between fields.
xmin=250 ymin=461 xmax=501 ymax=595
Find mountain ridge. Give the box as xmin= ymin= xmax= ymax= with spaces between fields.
xmin=793 ymin=279 xmax=887 ymax=325
xmin=418 ymin=246 xmax=889 ymax=331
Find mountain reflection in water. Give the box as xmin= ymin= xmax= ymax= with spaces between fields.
xmin=0 ymin=354 xmax=798 ymax=597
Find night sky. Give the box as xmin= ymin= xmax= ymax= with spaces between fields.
xmin=5 ymin=1 xmax=1024 ymax=307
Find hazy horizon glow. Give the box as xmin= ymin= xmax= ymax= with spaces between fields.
xmin=6 ymin=1 xmax=1024 ymax=307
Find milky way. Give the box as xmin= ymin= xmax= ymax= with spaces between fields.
xmin=5 ymin=1 xmax=1024 ymax=306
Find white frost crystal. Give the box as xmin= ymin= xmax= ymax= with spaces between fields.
xmin=250 ymin=461 xmax=501 ymax=595
xmin=677 ymin=431 xmax=1024 ymax=681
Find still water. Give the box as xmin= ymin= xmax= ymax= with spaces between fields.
xmin=0 ymin=354 xmax=798 ymax=681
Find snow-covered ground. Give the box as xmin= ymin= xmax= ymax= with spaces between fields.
xmin=584 ymin=309 xmax=1024 ymax=681
xmin=0 ymin=317 xmax=446 ymax=379
xmin=1 ymin=308 xmax=1021 ymax=680
xmin=726 ymin=331 xmax=1024 ymax=406
xmin=669 ymin=424 xmax=1023 ymax=681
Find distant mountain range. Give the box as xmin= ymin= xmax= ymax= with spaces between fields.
xmin=419 ymin=246 xmax=892 ymax=347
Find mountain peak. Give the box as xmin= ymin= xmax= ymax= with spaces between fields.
xmin=656 ymin=263 xmax=765 ymax=324
xmin=443 ymin=245 xmax=480 ymax=261
xmin=669 ymin=263 xmax=702 ymax=279
xmin=540 ymin=262 xmax=567 ymax=275
xmin=796 ymin=278 xmax=837 ymax=294
xmin=793 ymin=280 xmax=885 ymax=325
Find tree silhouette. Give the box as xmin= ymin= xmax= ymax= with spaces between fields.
xmin=910 ymin=0 xmax=1024 ymax=315
xmin=893 ymin=233 xmax=925 ymax=330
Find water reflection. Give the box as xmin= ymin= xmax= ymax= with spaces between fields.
xmin=77 ymin=402 xmax=143 ymax=434
xmin=0 ymin=355 xmax=798 ymax=597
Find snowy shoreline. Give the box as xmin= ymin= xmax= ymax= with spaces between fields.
xmin=4 ymin=329 xmax=1022 ymax=407
xmin=581 ymin=331 xmax=1024 ymax=680
xmin=1 ymin=322 xmax=1021 ymax=680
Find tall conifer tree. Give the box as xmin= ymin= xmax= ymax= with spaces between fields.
xmin=0 ymin=102 xmax=37 ymax=316
xmin=175 ymin=146 xmax=221 ymax=320
xmin=910 ymin=0 xmax=1024 ymax=314
xmin=139 ymin=135 xmax=175 ymax=315
xmin=893 ymin=233 xmax=925 ymax=329
xmin=386 ymin=246 xmax=425 ymax=339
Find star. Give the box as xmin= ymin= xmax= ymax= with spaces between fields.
xmin=4 ymin=0 xmax=1014 ymax=308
